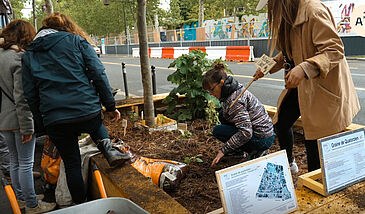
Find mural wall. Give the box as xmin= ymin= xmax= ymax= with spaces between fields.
xmin=202 ymin=13 xmax=268 ymax=40
xmin=179 ymin=0 xmax=364 ymax=41
xmin=322 ymin=0 xmax=364 ymax=35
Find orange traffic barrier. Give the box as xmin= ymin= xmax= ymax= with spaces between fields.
xmin=162 ymin=47 xmax=174 ymax=59
xmin=189 ymin=47 xmax=206 ymax=52
xmin=92 ymin=164 xmax=107 ymax=199
xmin=226 ymin=46 xmax=251 ymax=61
xmin=2 ymin=178 xmax=21 ymax=214
xmin=148 ymin=48 xmax=151 ymax=58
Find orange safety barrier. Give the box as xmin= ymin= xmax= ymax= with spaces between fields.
xmin=189 ymin=47 xmax=206 ymax=52
xmin=226 ymin=46 xmax=251 ymax=61
xmin=149 ymin=48 xmax=151 ymax=58
xmin=162 ymin=47 xmax=174 ymax=59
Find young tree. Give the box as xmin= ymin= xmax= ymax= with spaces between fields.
xmin=137 ymin=0 xmax=155 ymax=126
xmin=44 ymin=0 xmax=53 ymax=15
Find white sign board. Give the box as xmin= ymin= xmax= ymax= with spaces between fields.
xmin=318 ymin=128 xmax=365 ymax=195
xmin=255 ymin=54 xmax=276 ymax=75
xmin=215 ymin=150 xmax=297 ymax=214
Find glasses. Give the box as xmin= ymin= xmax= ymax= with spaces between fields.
xmin=208 ymin=83 xmax=219 ymax=92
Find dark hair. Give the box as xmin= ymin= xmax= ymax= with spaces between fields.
xmin=202 ymin=63 xmax=227 ymax=90
xmin=42 ymin=12 xmax=87 ymax=40
xmin=0 ymin=19 xmax=36 ymax=51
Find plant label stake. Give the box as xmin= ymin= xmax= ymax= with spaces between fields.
xmin=122 ymin=119 xmax=128 ymax=136
xmin=230 ymin=54 xmax=276 ymax=108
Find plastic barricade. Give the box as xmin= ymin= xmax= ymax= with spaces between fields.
xmin=162 ymin=47 xmax=174 ymax=59
xmin=226 ymin=46 xmax=254 ymax=62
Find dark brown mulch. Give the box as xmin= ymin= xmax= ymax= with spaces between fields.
xmin=105 ymin=118 xmax=308 ymax=214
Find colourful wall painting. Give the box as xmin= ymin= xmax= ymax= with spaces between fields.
xmin=322 ymin=0 xmax=364 ymax=35
xmin=203 ymin=14 xmax=268 ymax=40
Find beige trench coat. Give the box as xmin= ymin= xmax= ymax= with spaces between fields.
xmin=270 ymin=0 xmax=360 ymax=140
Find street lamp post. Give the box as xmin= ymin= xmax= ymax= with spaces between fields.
xmin=104 ymin=0 xmax=129 ymax=55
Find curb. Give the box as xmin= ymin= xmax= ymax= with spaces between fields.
xmin=346 ymin=57 xmax=365 ymax=61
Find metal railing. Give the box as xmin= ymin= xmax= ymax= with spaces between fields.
xmin=91 ymin=19 xmax=355 ymax=47
xmin=91 ymin=20 xmax=270 ymax=46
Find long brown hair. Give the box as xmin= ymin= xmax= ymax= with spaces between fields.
xmin=0 ymin=19 xmax=36 ymax=51
xmin=268 ymin=0 xmax=299 ymax=58
xmin=42 ymin=12 xmax=87 ymax=40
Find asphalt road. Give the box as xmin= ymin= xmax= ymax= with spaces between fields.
xmin=101 ymin=55 xmax=365 ymax=125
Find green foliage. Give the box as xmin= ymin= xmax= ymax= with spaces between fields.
xmin=184 ymin=154 xmax=203 ymax=164
xmin=163 ymin=50 xmax=232 ymax=122
xmin=9 ymin=0 xmax=27 ymax=19
xmin=205 ymin=99 xmax=220 ymax=128
xmin=128 ymin=111 xmax=139 ymax=122
xmin=163 ymin=50 xmax=212 ymax=122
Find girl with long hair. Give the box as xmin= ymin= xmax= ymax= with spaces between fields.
xmin=0 ymin=19 xmax=56 ymax=213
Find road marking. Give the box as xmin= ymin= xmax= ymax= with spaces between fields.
xmin=233 ymin=74 xmax=284 ymax=82
xmin=102 ymin=61 xmax=365 ymax=91
xmin=352 ymin=73 xmax=365 ymax=77
xmin=350 ymin=67 xmax=358 ymax=70
xmin=102 ymin=61 xmax=175 ymax=70
xmin=233 ymin=74 xmax=365 ymax=91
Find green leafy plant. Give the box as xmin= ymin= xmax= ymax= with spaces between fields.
xmin=163 ymin=50 xmax=230 ymax=122
xmin=129 ymin=111 xmax=139 ymax=122
xmin=184 ymin=154 xmax=203 ymax=164
xmin=179 ymin=129 xmax=193 ymax=138
xmin=205 ymin=99 xmax=221 ymax=128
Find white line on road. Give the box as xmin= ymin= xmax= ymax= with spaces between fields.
xmin=102 ymin=61 xmax=365 ymax=91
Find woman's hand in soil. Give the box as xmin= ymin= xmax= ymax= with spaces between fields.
xmin=105 ymin=109 xmax=121 ymax=122
xmin=211 ymin=150 xmax=224 ymax=167
xmin=285 ymin=66 xmax=305 ymax=88
xmin=22 ymin=134 xmax=33 ymax=144
xmin=253 ymin=69 xmax=264 ymax=81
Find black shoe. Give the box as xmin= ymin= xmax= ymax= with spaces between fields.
xmin=248 ymin=150 xmax=268 ymax=160
xmin=96 ymin=139 xmax=131 ymax=167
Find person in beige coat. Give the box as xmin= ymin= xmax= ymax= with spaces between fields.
xmin=254 ymin=0 xmax=360 ymax=173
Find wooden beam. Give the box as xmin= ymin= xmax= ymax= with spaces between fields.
xmin=90 ymin=155 xmax=190 ymax=214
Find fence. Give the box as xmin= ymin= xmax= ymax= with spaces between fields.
xmin=91 ymin=20 xmax=269 ymax=46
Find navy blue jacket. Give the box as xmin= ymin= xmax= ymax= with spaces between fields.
xmin=22 ymin=31 xmax=115 ymax=126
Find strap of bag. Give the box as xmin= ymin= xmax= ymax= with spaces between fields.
xmin=0 ymin=86 xmax=15 ymax=112
xmin=0 ymin=86 xmax=15 ymax=104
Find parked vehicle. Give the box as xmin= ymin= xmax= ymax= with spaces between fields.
xmin=92 ymin=44 xmax=101 ymax=57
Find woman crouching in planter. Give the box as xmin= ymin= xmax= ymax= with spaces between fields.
xmin=203 ymin=63 xmax=275 ymax=167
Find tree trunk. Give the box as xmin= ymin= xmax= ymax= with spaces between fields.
xmin=137 ymin=0 xmax=155 ymax=126
xmin=32 ymin=0 xmax=37 ymax=30
xmin=198 ymin=0 xmax=204 ymax=27
xmin=45 ymin=0 xmax=53 ymax=15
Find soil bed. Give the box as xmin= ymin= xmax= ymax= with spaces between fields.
xmin=105 ymin=118 xmax=307 ymax=214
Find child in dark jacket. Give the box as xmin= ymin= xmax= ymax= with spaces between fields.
xmin=203 ymin=63 xmax=275 ymax=167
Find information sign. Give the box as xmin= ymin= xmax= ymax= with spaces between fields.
xmin=215 ymin=150 xmax=297 ymax=214
xmin=318 ymin=128 xmax=365 ymax=195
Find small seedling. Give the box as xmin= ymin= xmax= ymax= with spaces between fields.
xmin=184 ymin=154 xmax=203 ymax=164
xmin=129 ymin=111 xmax=139 ymax=122
xmin=179 ymin=129 xmax=192 ymax=138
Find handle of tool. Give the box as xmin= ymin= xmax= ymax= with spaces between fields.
xmin=229 ymin=79 xmax=255 ymax=108
xmin=2 ymin=178 xmax=21 ymax=214
xmin=93 ymin=165 xmax=108 ymax=199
